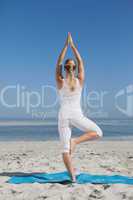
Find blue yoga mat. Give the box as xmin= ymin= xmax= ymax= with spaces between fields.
xmin=7 ymin=171 xmax=133 ymax=184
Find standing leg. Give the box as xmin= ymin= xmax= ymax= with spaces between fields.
xmin=62 ymin=152 xmax=76 ymax=182
xmin=58 ymin=123 xmax=76 ymax=182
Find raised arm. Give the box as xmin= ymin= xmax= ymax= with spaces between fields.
xmin=55 ymin=36 xmax=69 ymax=86
xmin=68 ymin=33 xmax=84 ymax=84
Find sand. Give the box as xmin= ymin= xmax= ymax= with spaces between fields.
xmin=0 ymin=140 xmax=133 ymax=200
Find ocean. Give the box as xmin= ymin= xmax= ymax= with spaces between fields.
xmin=0 ymin=119 xmax=132 ymax=141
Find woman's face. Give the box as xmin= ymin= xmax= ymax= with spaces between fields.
xmin=64 ymin=60 xmax=76 ymax=71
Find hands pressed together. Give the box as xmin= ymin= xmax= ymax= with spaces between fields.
xmin=65 ymin=32 xmax=74 ymax=47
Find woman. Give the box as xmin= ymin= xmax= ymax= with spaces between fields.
xmin=55 ymin=32 xmax=103 ymax=182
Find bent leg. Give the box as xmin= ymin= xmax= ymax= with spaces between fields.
xmin=70 ymin=114 xmax=103 ymax=147
xmin=71 ymin=113 xmax=103 ymax=137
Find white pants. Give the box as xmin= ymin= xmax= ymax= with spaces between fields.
xmin=58 ymin=108 xmax=103 ymax=153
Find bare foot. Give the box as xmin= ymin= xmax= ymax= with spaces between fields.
xmin=70 ymin=138 xmax=77 ymax=155
xmin=71 ymin=174 xmax=76 ymax=183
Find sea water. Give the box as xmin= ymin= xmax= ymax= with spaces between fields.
xmin=0 ymin=118 xmax=132 ymax=141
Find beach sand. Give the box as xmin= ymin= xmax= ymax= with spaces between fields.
xmin=0 ymin=140 xmax=133 ymax=200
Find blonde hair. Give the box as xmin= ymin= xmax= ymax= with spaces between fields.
xmin=64 ymin=59 xmax=77 ymax=91
xmin=68 ymin=67 xmax=76 ymax=91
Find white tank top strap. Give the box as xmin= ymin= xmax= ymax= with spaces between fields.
xmin=76 ymin=77 xmax=82 ymax=89
xmin=62 ymin=78 xmax=66 ymax=88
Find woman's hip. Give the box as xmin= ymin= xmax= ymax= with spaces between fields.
xmin=58 ymin=107 xmax=83 ymax=120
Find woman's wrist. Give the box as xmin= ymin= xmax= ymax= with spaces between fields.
xmin=64 ymin=42 xmax=68 ymax=48
xmin=70 ymin=42 xmax=74 ymax=48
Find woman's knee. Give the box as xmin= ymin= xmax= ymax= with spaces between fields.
xmin=60 ymin=139 xmax=71 ymax=154
xmin=58 ymin=125 xmax=72 ymax=153
xmin=88 ymin=127 xmax=103 ymax=138
xmin=96 ymin=127 xmax=103 ymax=137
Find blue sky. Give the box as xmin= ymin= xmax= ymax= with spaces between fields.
xmin=0 ymin=0 xmax=133 ymax=119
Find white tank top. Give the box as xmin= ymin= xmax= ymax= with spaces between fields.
xmin=57 ymin=77 xmax=82 ymax=111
